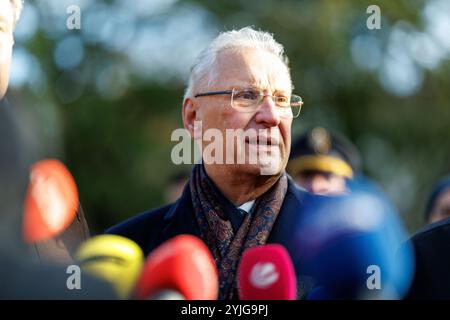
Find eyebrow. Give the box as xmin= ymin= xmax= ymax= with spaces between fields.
xmin=238 ymin=81 xmax=288 ymax=92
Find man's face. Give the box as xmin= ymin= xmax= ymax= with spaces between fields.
xmin=192 ymin=48 xmax=293 ymax=178
xmin=429 ymin=189 xmax=450 ymax=224
xmin=294 ymin=171 xmax=347 ymax=195
xmin=0 ymin=0 xmax=15 ymax=99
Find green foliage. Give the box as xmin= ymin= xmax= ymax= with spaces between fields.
xmin=12 ymin=0 xmax=450 ymax=233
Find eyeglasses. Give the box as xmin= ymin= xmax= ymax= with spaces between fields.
xmin=194 ymin=87 xmax=304 ymax=118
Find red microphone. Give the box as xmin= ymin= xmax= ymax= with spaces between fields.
xmin=22 ymin=159 xmax=91 ymax=265
xmin=23 ymin=159 xmax=79 ymax=243
xmin=238 ymin=244 xmax=297 ymax=300
xmin=134 ymin=234 xmax=218 ymax=300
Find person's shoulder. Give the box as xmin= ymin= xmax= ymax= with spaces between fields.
xmin=106 ymin=204 xmax=174 ymax=236
xmin=105 ymin=203 xmax=174 ymax=252
xmin=410 ymin=217 xmax=450 ymax=243
xmin=408 ymin=217 xmax=450 ymax=262
xmin=286 ymin=174 xmax=308 ymax=200
xmin=406 ymin=218 xmax=450 ymax=299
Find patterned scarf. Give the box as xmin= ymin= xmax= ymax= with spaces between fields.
xmin=189 ymin=164 xmax=288 ymax=299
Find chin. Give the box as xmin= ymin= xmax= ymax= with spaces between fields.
xmin=258 ymin=161 xmax=284 ymax=176
xmin=235 ymin=161 xmax=284 ymax=177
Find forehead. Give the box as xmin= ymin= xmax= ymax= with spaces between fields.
xmin=0 ymin=1 xmax=14 ymax=25
xmin=212 ymin=48 xmax=292 ymax=92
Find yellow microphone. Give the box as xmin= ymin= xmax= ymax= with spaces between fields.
xmin=75 ymin=234 xmax=144 ymax=299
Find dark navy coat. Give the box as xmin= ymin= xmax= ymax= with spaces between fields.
xmin=106 ymin=176 xmax=314 ymax=297
xmin=107 ymin=176 xmax=306 ymax=255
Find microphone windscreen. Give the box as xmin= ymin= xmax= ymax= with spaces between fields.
xmin=75 ymin=234 xmax=144 ymax=299
xmin=293 ymin=177 xmax=414 ymax=299
xmin=306 ymin=286 xmax=335 ymax=300
xmin=23 ymin=159 xmax=79 ymax=243
xmin=149 ymin=290 xmax=185 ymax=300
xmin=238 ymin=244 xmax=297 ymax=300
xmin=134 ymin=234 xmax=218 ymax=300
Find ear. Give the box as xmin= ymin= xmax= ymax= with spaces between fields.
xmin=182 ymin=97 xmax=198 ymax=138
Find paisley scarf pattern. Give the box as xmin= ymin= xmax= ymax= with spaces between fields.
xmin=189 ymin=164 xmax=288 ymax=299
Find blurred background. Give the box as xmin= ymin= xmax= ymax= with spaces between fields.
xmin=6 ymin=0 xmax=450 ymax=234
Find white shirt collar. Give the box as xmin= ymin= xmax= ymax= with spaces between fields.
xmin=237 ymin=200 xmax=255 ymax=213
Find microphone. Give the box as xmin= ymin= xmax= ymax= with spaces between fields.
xmin=293 ymin=177 xmax=415 ymax=299
xmin=22 ymin=159 xmax=91 ymax=265
xmin=237 ymin=244 xmax=297 ymax=300
xmin=75 ymin=234 xmax=144 ymax=299
xmin=149 ymin=290 xmax=185 ymax=300
xmin=23 ymin=159 xmax=79 ymax=243
xmin=134 ymin=234 xmax=218 ymax=300
xmin=306 ymin=286 xmax=335 ymax=300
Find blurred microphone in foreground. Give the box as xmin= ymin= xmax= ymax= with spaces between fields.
xmin=291 ymin=178 xmax=415 ymax=299
xmin=134 ymin=234 xmax=218 ymax=300
xmin=0 ymin=74 xmax=115 ymax=300
xmin=1 ymin=1 xmax=116 ymax=298
xmin=75 ymin=234 xmax=144 ymax=299
xmin=238 ymin=244 xmax=297 ymax=300
xmin=23 ymin=159 xmax=90 ymax=265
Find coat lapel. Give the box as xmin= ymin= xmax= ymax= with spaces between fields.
xmin=156 ymin=183 xmax=201 ymax=245
xmin=268 ymin=177 xmax=307 ymax=248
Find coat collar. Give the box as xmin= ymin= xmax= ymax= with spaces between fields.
xmin=157 ymin=174 xmax=307 ymax=247
xmin=157 ymin=182 xmax=200 ymax=244
xmin=267 ymin=176 xmax=307 ymax=246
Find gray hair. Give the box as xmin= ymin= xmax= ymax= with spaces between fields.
xmin=184 ymin=26 xmax=291 ymax=100
xmin=10 ymin=0 xmax=23 ymax=27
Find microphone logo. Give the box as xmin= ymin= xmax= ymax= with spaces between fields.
xmin=250 ymin=262 xmax=279 ymax=289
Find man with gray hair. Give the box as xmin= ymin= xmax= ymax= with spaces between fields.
xmin=107 ymin=26 xmax=306 ymax=299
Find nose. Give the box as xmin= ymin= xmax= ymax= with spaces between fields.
xmin=254 ymin=95 xmax=281 ymax=127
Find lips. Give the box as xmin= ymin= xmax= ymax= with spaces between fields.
xmin=245 ymin=136 xmax=280 ymax=146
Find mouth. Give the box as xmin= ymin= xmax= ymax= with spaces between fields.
xmin=245 ymin=136 xmax=280 ymax=146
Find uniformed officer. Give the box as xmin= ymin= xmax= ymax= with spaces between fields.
xmin=287 ymin=127 xmax=361 ymax=195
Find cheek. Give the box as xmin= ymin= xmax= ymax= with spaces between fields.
xmin=280 ymin=120 xmax=292 ymax=149
xmin=0 ymin=38 xmax=13 ymax=63
xmin=227 ymin=114 xmax=253 ymax=131
xmin=197 ymin=102 xmax=238 ymax=136
xmin=218 ymin=106 xmax=252 ymax=131
xmin=196 ymin=103 xmax=219 ymax=128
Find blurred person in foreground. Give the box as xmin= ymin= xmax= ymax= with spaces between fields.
xmin=0 ymin=0 xmax=28 ymax=262
xmin=1 ymin=0 xmax=90 ymax=266
xmin=0 ymin=0 xmax=19 ymax=100
xmin=406 ymin=175 xmax=450 ymax=299
xmin=287 ymin=127 xmax=361 ymax=195
xmin=0 ymin=0 xmax=114 ymax=298
xmin=107 ymin=27 xmax=309 ymax=299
